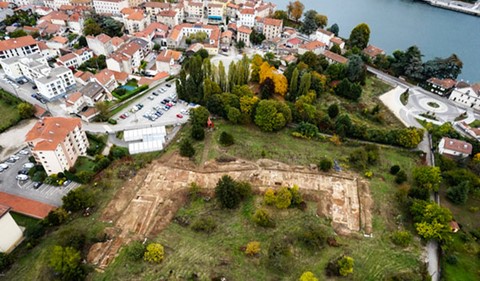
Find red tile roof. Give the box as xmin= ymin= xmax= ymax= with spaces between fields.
xmin=300 ymin=40 xmax=326 ymax=51
xmin=441 ymin=137 xmax=473 ymax=155
xmin=323 ymin=50 xmax=348 ymax=64
xmin=25 ymin=117 xmax=82 ymax=151
xmin=240 ymin=8 xmax=255 ymax=15
xmin=264 ymin=18 xmax=282 ymax=27
xmin=0 ymin=36 xmax=37 ymax=52
xmin=427 ymin=77 xmax=456 ymax=89
xmin=0 ymin=204 xmax=10 ymax=219
xmin=0 ymin=192 xmax=55 ymax=219
xmin=363 ymin=45 xmax=384 ymax=58
xmin=237 ymin=26 xmax=252 ymax=34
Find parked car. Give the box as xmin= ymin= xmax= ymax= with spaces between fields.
xmin=0 ymin=167 xmax=4 ymax=172
xmin=180 ymin=109 xmax=189 ymax=115
xmin=166 ymin=83 xmax=171 ymax=87
xmin=16 ymin=174 xmax=29 ymax=181
xmin=0 ymin=163 xmax=9 ymax=169
xmin=6 ymin=158 xmax=16 ymax=163
xmin=32 ymin=85 xmax=37 ymax=90
xmin=63 ymin=180 xmax=71 ymax=186
xmin=176 ymin=114 xmax=183 ymax=118
xmin=18 ymin=150 xmax=29 ymax=155
xmin=163 ymin=105 xmax=170 ymax=111
xmin=10 ymin=155 xmax=20 ymax=160
xmin=152 ymin=92 xmax=159 ymax=96
xmin=23 ymin=163 xmax=35 ymax=169
xmin=148 ymin=96 xmax=155 ymax=100
xmin=33 ymin=182 xmax=42 ymax=189
xmin=120 ymin=114 xmax=126 ymax=119
xmin=18 ymin=169 xmax=29 ymax=175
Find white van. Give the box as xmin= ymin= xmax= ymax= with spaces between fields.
xmin=16 ymin=174 xmax=29 ymax=181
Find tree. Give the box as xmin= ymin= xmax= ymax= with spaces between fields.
xmin=260 ymin=77 xmax=275 ymax=99
xmin=395 ymin=170 xmax=408 ymax=184
xmin=62 ymin=187 xmax=94 ymax=212
xmin=423 ymin=54 xmax=463 ymax=80
xmin=9 ymin=29 xmax=27 ymax=38
xmin=250 ymin=29 xmax=266 ymax=45
xmin=275 ymin=187 xmax=292 ymax=209
xmin=338 ymin=256 xmax=354 ymax=276
xmin=250 ymin=54 xmax=264 ymax=83
xmin=319 ymin=158 xmax=333 ymax=172
xmin=0 ymin=252 xmax=13 ymax=272
xmin=254 ymin=100 xmax=292 ymax=132
xmin=413 ymin=166 xmax=442 ymax=192
xmin=295 ymin=122 xmax=318 ymax=138
xmin=346 ymin=55 xmax=366 ymax=84
xmin=49 ymin=246 xmax=83 ymax=281
xmin=328 ymin=104 xmax=339 ymax=119
xmin=83 ymin=18 xmax=102 ymax=36
xmin=144 ymin=243 xmax=164 ymax=263
xmin=335 ymin=78 xmax=362 ymax=101
xmin=253 ymin=208 xmax=275 ymax=227
xmin=191 ymin=124 xmax=205 ymax=141
xmin=289 ymin=67 xmax=299 ymax=101
xmin=95 ymin=101 xmax=110 ymax=122
xmin=17 ymin=102 xmax=36 ymax=119
xmin=446 ymin=181 xmax=469 ymax=205
xmin=153 ymin=43 xmax=160 ymax=51
xmin=410 ymin=199 xmax=452 ymax=241
xmin=335 ymin=114 xmax=352 ymax=138
xmin=348 ymin=23 xmax=370 ymax=50
xmin=215 ymin=175 xmax=241 ymax=209
xmin=236 ymin=40 xmax=245 ymax=50
xmin=390 ymin=165 xmax=401 ymax=175
xmin=125 ymin=241 xmax=145 ymax=262
xmin=328 ymin=23 xmax=339 ymax=36
xmin=287 ymin=0 xmax=304 ymax=22
xmin=395 ymin=127 xmax=423 ymax=148
xmin=245 ymin=241 xmax=261 ymax=256
xmin=297 ymin=72 xmax=312 ymax=97
xmin=219 ymin=131 xmax=234 ymax=146
xmin=272 ymin=10 xmax=289 ymax=21
xmin=315 ymin=14 xmax=328 ymax=29
xmin=190 ymin=106 xmax=210 ymax=127
xmin=300 ymin=10 xmax=319 ymax=35
xmin=77 ymin=36 xmax=87 ymax=47
xmin=264 ymin=188 xmax=276 ymax=205
xmin=299 ymin=272 xmax=319 ymax=281
xmin=179 ymin=139 xmax=195 ymax=158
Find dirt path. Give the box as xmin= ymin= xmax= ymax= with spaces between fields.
xmin=0 ymin=119 xmax=36 ymax=160
xmin=199 ymin=130 xmax=213 ymax=169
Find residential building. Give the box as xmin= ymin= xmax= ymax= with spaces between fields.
xmin=239 ymin=8 xmax=255 ymax=27
xmin=25 ymin=117 xmax=89 ymax=175
xmin=156 ymin=49 xmax=182 ymax=73
xmin=330 ymin=37 xmax=345 ymax=50
xmin=221 ymin=30 xmax=233 ymax=46
xmin=121 ymin=8 xmax=150 ymax=34
xmin=0 ymin=36 xmax=39 ymax=60
xmin=363 ymin=44 xmax=385 ymax=59
xmin=449 ymin=83 xmax=480 ymax=111
xmin=237 ymin=26 xmax=252 ymax=47
xmin=167 ymin=23 xmax=220 ymax=54
xmin=184 ymin=1 xmax=203 ymax=21
xmin=46 ymin=36 xmax=69 ymax=50
xmin=93 ymin=69 xmax=119 ymax=92
xmin=106 ymin=38 xmax=148 ymax=73
xmin=263 ymin=18 xmax=282 ymax=41
xmin=35 ymin=67 xmax=76 ymax=100
xmin=285 ymin=37 xmax=303 ymax=49
xmin=438 ymin=137 xmax=473 ymax=158
xmin=0 ymin=204 xmax=23 ymax=254
xmin=426 ymin=77 xmax=456 ymax=96
xmin=64 ymin=81 xmax=111 ymax=118
xmin=93 ymin=0 xmax=128 ymax=15
xmin=157 ymin=10 xmax=179 ymax=29
xmin=56 ymin=48 xmax=93 ymax=69
xmin=313 ymin=28 xmax=334 ymax=45
xmin=144 ymin=1 xmax=170 ymax=20
xmin=255 ymin=2 xmax=275 ymax=18
xmin=86 ymin=33 xmax=113 ymax=56
xmin=457 ymin=122 xmax=480 ymax=141
xmin=207 ymin=2 xmax=225 ymax=24
xmin=323 ymin=50 xmax=348 ymax=64
xmin=298 ymin=40 xmax=326 ymax=55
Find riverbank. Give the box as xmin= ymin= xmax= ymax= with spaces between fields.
xmin=419 ymin=0 xmax=480 ymax=16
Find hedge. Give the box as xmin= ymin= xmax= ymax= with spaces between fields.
xmin=112 ymin=85 xmax=149 ymax=101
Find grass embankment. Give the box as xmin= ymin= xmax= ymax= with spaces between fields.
xmin=0 ymin=89 xmax=24 ymax=133
xmin=96 ymin=120 xmax=425 ymax=280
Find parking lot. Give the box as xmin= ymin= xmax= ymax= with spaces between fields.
xmin=0 ymin=149 xmax=80 ymax=207
xmin=112 ymin=83 xmax=190 ymax=127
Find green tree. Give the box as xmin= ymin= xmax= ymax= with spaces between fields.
xmin=335 ymin=114 xmax=352 ymax=138
xmin=227 ymin=106 xmax=241 ymax=124
xmin=83 ymin=18 xmax=102 ymax=36
xmin=328 ymin=23 xmax=339 ymax=36
xmin=254 ymin=100 xmax=292 ymax=132
xmin=62 ymin=187 xmax=94 ymax=212
xmin=395 ymin=127 xmax=423 ymax=148
xmin=260 ymin=77 xmax=275 ymax=99
xmin=346 ymin=55 xmax=366 ymax=84
xmin=319 ymin=158 xmax=333 ymax=172
xmin=250 ymin=29 xmax=266 ymax=45
xmin=95 ymin=101 xmax=110 ymax=121
xmin=446 ymin=181 xmax=469 ymax=205
xmin=191 ymin=123 xmax=205 ymax=141
xmin=179 ymin=139 xmax=195 ymax=158
xmin=410 ymin=199 xmax=452 ymax=241
xmin=348 ymin=23 xmax=370 ymax=50
xmin=299 ymin=271 xmax=319 ymax=281
xmin=315 ymin=14 xmax=328 ymax=29
xmin=288 ymin=67 xmax=299 ymax=101
xmin=338 ymin=256 xmax=354 ymax=276
xmin=300 ymin=10 xmax=319 ymax=35
xmin=275 ymin=187 xmax=292 ymax=209
xmin=413 ymin=166 xmax=442 ymax=192
xmin=215 ymin=175 xmax=241 ymax=209
xmin=190 ymin=106 xmax=210 ymax=127
xmin=144 ymin=243 xmax=164 ymax=263
xmin=219 ymin=131 xmax=234 ymax=146
xmin=335 ymin=78 xmax=362 ymax=101
xmin=297 ymin=72 xmax=312 ymax=97
xmin=328 ymin=103 xmax=339 ymax=119
xmin=49 ymin=246 xmax=83 ymax=281
xmin=125 ymin=241 xmax=145 ymax=261
xmin=17 ymin=102 xmax=36 ymax=119
xmin=9 ymin=29 xmax=28 ymax=38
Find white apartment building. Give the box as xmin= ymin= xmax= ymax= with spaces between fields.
xmin=449 ymin=83 xmax=480 ymax=111
xmin=237 ymin=26 xmax=252 ymax=47
xmin=25 ymin=117 xmax=89 ymax=175
xmin=1 ymin=53 xmax=49 ymax=81
xmin=239 ymin=8 xmax=255 ymax=27
xmin=86 ymin=33 xmax=114 ymax=56
xmin=57 ymin=48 xmax=94 ymax=69
xmin=0 ymin=205 xmax=23 ymax=254
xmin=185 ymin=1 xmax=203 ymax=21
xmin=107 ymin=39 xmax=147 ymax=73
xmin=207 ymin=3 xmax=225 ymax=23
xmin=167 ymin=23 xmax=220 ymax=54
xmin=0 ymin=36 xmax=40 ymax=60
xmin=121 ymin=8 xmax=150 ymax=34
xmin=35 ymin=67 xmax=76 ymax=100
xmin=93 ymin=0 xmax=128 ymax=15
xmin=157 ymin=10 xmax=179 ymax=28
xmin=263 ymin=18 xmax=283 ymax=40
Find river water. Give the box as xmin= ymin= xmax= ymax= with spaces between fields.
xmin=273 ymin=0 xmax=480 ymax=82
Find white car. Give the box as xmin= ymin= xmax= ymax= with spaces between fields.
xmin=23 ymin=163 xmax=35 ymax=169
xmin=148 ymin=96 xmax=155 ymax=100
xmin=10 ymin=155 xmax=20 ymax=160
xmin=18 ymin=150 xmax=29 ymax=155
xmin=0 ymin=163 xmax=9 ymax=169
xmin=16 ymin=174 xmax=29 ymax=181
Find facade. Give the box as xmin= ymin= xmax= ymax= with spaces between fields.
xmin=86 ymin=33 xmax=113 ymax=56
xmin=106 ymin=39 xmax=148 ymax=74
xmin=25 ymin=117 xmax=89 ymax=175
xmin=239 ymin=8 xmax=255 ymax=27
xmin=167 ymin=23 xmax=220 ymax=54
xmin=0 ymin=36 xmax=39 ymax=59
xmin=57 ymin=48 xmax=94 ymax=69
xmin=313 ymin=29 xmax=334 ymax=45
xmin=237 ymin=26 xmax=252 ymax=47
xmin=426 ymin=77 xmax=456 ymax=96
xmin=93 ymin=0 xmax=128 ymax=15
xmin=0 ymin=205 xmax=23 ymax=254
xmin=457 ymin=122 xmax=480 ymax=141
xmin=35 ymin=67 xmax=76 ymax=100
xmin=438 ymin=137 xmax=473 ymax=158
xmin=122 ymin=8 xmax=150 ymax=34
xmin=449 ymin=83 xmax=480 ymax=110
xmin=157 ymin=10 xmax=179 ymax=29
xmin=298 ymin=40 xmax=326 ymax=55
xmin=156 ymin=49 xmax=182 ymax=73
xmin=263 ymin=18 xmax=283 ymax=41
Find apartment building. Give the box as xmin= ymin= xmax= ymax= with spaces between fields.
xmin=157 ymin=10 xmax=179 ymax=28
xmin=167 ymin=23 xmax=220 ymax=54
xmin=35 ymin=67 xmax=76 ymax=100
xmin=239 ymin=8 xmax=255 ymax=27
xmin=57 ymin=48 xmax=94 ymax=69
xmin=106 ymin=39 xmax=147 ymax=73
xmin=184 ymin=1 xmax=203 ymax=21
xmin=86 ymin=33 xmax=114 ymax=56
xmin=263 ymin=18 xmax=282 ymax=40
xmin=237 ymin=26 xmax=252 ymax=47
xmin=449 ymin=83 xmax=480 ymax=111
xmin=0 ymin=36 xmax=40 ymax=60
xmin=121 ymin=8 xmax=150 ymax=34
xmin=93 ymin=0 xmax=128 ymax=15
xmin=25 ymin=117 xmax=89 ymax=175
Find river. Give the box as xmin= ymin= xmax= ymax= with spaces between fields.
xmin=272 ymin=0 xmax=480 ymax=82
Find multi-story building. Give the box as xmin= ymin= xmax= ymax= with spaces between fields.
xmin=449 ymin=83 xmax=480 ymax=110
xmin=35 ymin=67 xmax=76 ymax=100
xmin=86 ymin=33 xmax=113 ymax=56
xmin=157 ymin=10 xmax=179 ymax=29
xmin=237 ymin=26 xmax=252 ymax=47
xmin=167 ymin=23 xmax=220 ymax=55
xmin=263 ymin=18 xmax=282 ymax=40
xmin=156 ymin=49 xmax=182 ymax=73
xmin=121 ymin=8 xmax=150 ymax=34
xmin=239 ymin=8 xmax=255 ymax=27
xmin=207 ymin=2 xmax=225 ymax=24
xmin=93 ymin=0 xmax=128 ymax=15
xmin=57 ymin=48 xmax=94 ymax=69
xmin=106 ymin=38 xmax=148 ymax=73
xmin=184 ymin=1 xmax=203 ymax=21
xmin=25 ymin=117 xmax=89 ymax=175
xmin=0 ymin=36 xmax=39 ymax=60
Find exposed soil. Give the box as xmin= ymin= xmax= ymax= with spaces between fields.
xmin=87 ymin=153 xmax=373 ymax=270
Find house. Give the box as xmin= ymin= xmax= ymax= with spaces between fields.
xmin=93 ymin=69 xmax=119 ymax=92
xmin=438 ymin=137 xmax=473 ymax=158
xmin=298 ymin=40 xmax=326 ymax=55
xmin=93 ymin=0 xmax=128 ymax=15
xmin=121 ymin=8 xmax=150 ymax=34
xmin=221 ymin=30 xmax=233 ymax=46
xmin=86 ymin=33 xmax=113 ymax=56
xmin=38 ymin=42 xmax=59 ymax=60
xmin=323 ymin=50 xmax=348 ymax=64
xmin=457 ymin=122 xmax=480 ymax=141
xmin=46 ymin=36 xmax=69 ymax=50
xmin=25 ymin=117 xmax=89 ymax=175
xmin=64 ymin=91 xmax=86 ymax=114
xmin=363 ymin=44 xmax=385 ymax=59
xmin=239 ymin=8 xmax=255 ymax=27
xmin=106 ymin=39 xmax=147 ymax=74
xmin=74 ymin=70 xmax=95 ymax=85
xmin=157 ymin=10 xmax=179 ymax=29
xmin=313 ymin=28 xmax=334 ymax=45
xmin=156 ymin=49 xmax=182 ymax=74
xmin=134 ymin=22 xmax=169 ymax=43
xmin=263 ymin=18 xmax=283 ymax=41
xmin=167 ymin=23 xmax=220 ymax=55
xmin=0 ymin=35 xmax=39 ymax=59
xmin=56 ymin=48 xmax=94 ymax=69
xmin=144 ymin=1 xmax=170 ymax=20
xmin=0 ymin=204 xmax=23 ymax=253
xmin=449 ymin=83 xmax=480 ymax=111
xmin=426 ymin=77 xmax=456 ymax=96
xmin=330 ymin=37 xmax=345 ymax=50
xmin=286 ymin=37 xmax=302 ymax=49
xmin=237 ymin=26 xmax=252 ymax=47
xmin=184 ymin=1 xmax=203 ymax=21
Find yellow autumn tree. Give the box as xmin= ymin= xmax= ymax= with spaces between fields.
xmin=473 ymin=153 xmax=480 ymax=162
xmin=259 ymin=61 xmax=274 ymax=84
xmin=273 ymin=73 xmax=288 ymax=96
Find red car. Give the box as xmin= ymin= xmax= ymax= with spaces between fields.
xmin=119 ymin=114 xmax=126 ymax=119
xmin=176 ymin=114 xmax=183 ymax=118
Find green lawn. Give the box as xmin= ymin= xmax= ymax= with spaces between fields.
xmin=10 ymin=212 xmax=40 ymax=229
xmin=0 ymin=95 xmax=22 ymax=133
xmin=74 ymin=156 xmax=96 ymax=173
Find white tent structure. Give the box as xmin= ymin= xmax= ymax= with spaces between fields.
xmin=124 ymin=126 xmax=167 ymax=142
xmin=124 ymin=126 xmax=167 ymax=154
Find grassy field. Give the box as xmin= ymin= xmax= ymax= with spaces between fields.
xmin=0 ymin=95 xmax=22 ymax=133
xmin=74 ymin=156 xmax=96 ymax=173
xmin=10 ymin=212 xmax=40 ymax=229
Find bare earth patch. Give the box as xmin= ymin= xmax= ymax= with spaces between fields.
xmin=87 ymin=154 xmax=372 ymax=270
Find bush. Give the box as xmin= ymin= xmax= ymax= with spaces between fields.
xmin=179 ymin=139 xmax=195 ymax=157
xmin=395 ymin=170 xmax=408 ymax=184
xmin=0 ymin=253 xmax=13 ymax=272
xmin=76 ymin=170 xmax=95 ymax=184
xmin=215 ymin=175 xmax=242 ymax=209
xmin=328 ymin=104 xmax=340 ymax=119
xmin=275 ymin=187 xmax=292 ymax=209
xmin=253 ymin=208 xmax=275 ymax=227
xmin=338 ymin=256 xmax=355 ymax=276
xmin=125 ymin=241 xmax=145 ymax=261
xmin=57 ymin=228 xmax=86 ymax=250
xmin=445 ymin=255 xmax=458 ymax=265
xmin=319 ymin=158 xmax=333 ymax=172
xmin=390 ymin=165 xmax=401 ymax=175
xmin=245 ymin=241 xmax=261 ymax=256
xmin=191 ymin=216 xmax=216 ymax=233
xmin=299 ymin=271 xmax=319 ymax=281
xmin=298 ymin=223 xmax=329 ymax=250
xmin=267 ymin=237 xmax=291 ymax=272
xmin=62 ymin=187 xmax=94 ymax=212
xmin=219 ymin=131 xmax=234 ymax=146
xmin=191 ymin=124 xmax=205 ymax=141
xmin=109 ymin=145 xmax=129 ymax=160
xmin=236 ymin=181 xmax=252 ymax=199
xmin=44 ymin=208 xmax=69 ymax=227
xmin=447 ymin=181 xmax=470 ymax=205
xmin=144 ymin=243 xmax=164 ymax=263
xmin=94 ymin=156 xmax=111 ymax=172
xmin=289 ymin=185 xmax=303 ymax=207
xmin=391 ymin=230 xmax=412 ymax=247
xmin=264 ymin=188 xmax=276 ymax=205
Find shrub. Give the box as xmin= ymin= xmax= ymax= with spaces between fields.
xmin=94 ymin=157 xmax=111 ymax=172
xmin=264 ymin=188 xmax=276 ymax=205
xmin=215 ymin=175 xmax=241 ymax=209
xmin=191 ymin=124 xmax=205 ymax=141
xmin=191 ymin=216 xmax=216 ymax=233
xmin=446 ymin=181 xmax=470 ymax=205
xmin=298 ymin=223 xmax=329 ymax=250
xmin=338 ymin=256 xmax=355 ymax=276
xmin=289 ymin=185 xmax=303 ymax=207
xmin=328 ymin=104 xmax=340 ymax=119
xmin=62 ymin=187 xmax=94 ymax=212
xmin=391 ymin=230 xmax=412 ymax=247
xmin=219 ymin=131 xmax=234 ymax=146
xmin=179 ymin=139 xmax=195 ymax=157
xmin=364 ymin=171 xmax=373 ymax=178
xmin=390 ymin=165 xmax=401 ymax=175
xmin=44 ymin=208 xmax=69 ymax=226
xmin=76 ymin=170 xmax=95 ymax=184
xmin=267 ymin=238 xmax=291 ymax=272
xmin=236 ymin=181 xmax=252 ymax=199
xmin=144 ymin=243 xmax=164 ymax=263
xmin=275 ymin=187 xmax=292 ymax=209
xmin=319 ymin=158 xmax=333 ymax=172
xmin=446 ymin=255 xmax=458 ymax=265
xmin=299 ymin=271 xmax=319 ymax=281
xmin=395 ymin=170 xmax=408 ymax=184
xmin=253 ymin=208 xmax=275 ymax=227
xmin=109 ymin=145 xmax=129 ymax=160
xmin=245 ymin=241 xmax=261 ymax=256
xmin=57 ymin=228 xmax=86 ymax=250
xmin=125 ymin=241 xmax=145 ymax=261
